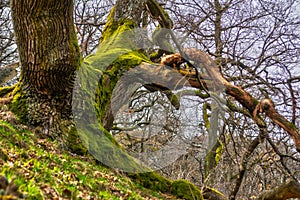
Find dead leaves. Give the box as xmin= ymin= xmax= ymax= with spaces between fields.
xmin=0 ymin=175 xmax=24 ymax=199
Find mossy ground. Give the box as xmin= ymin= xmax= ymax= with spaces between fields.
xmin=0 ymin=120 xmax=177 ymax=199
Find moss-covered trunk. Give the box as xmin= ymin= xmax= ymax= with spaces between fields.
xmin=91 ymin=0 xmax=147 ymax=130
xmin=10 ymin=0 xmax=80 ymax=143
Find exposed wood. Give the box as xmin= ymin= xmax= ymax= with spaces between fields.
xmin=154 ymin=49 xmax=300 ymax=153
xmin=186 ymin=49 xmax=300 ymax=152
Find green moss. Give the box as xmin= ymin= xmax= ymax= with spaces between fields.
xmin=253 ymin=98 xmax=259 ymax=106
xmin=215 ymin=140 xmax=224 ymax=164
xmin=73 ymin=4 xmax=205 ymax=199
xmin=93 ymin=50 xmax=149 ymax=122
xmin=171 ymin=180 xmax=203 ymax=200
xmin=195 ymin=90 xmax=210 ymax=99
xmin=128 ymin=172 xmax=171 ymax=193
xmin=203 ymin=186 xmax=226 ymax=199
xmin=288 ymin=122 xmax=297 ymax=130
xmin=63 ymin=122 xmax=87 ymax=155
xmin=80 ymin=9 xmax=151 ymax=123
xmin=203 ymin=103 xmax=210 ymax=130
xmin=205 ymin=139 xmax=224 ymax=178
xmin=146 ymin=0 xmax=173 ymax=28
xmin=10 ymin=85 xmax=29 ymax=124
xmin=167 ymin=91 xmax=180 ymax=110
xmin=149 ymin=51 xmax=160 ymax=61
xmin=75 ymin=122 xmax=147 ymax=172
xmin=75 ymin=17 xmax=153 ymax=170
xmin=230 ymin=87 xmax=244 ymax=97
xmin=128 ymin=172 xmax=207 ymax=200
xmin=71 ymin=26 xmax=82 ymax=70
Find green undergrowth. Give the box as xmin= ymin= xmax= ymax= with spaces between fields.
xmin=0 ymin=119 xmax=209 ymax=199
xmin=0 ymin=120 xmax=177 ymax=199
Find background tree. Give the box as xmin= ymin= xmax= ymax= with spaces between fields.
xmin=0 ymin=0 xmax=17 ymax=66
xmin=74 ymin=0 xmax=113 ymax=57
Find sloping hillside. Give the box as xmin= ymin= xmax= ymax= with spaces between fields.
xmin=0 ymin=119 xmax=178 ymax=199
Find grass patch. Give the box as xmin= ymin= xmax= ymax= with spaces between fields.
xmin=0 ymin=120 xmax=175 ymax=199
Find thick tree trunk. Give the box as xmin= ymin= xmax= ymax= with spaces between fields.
xmin=10 ymin=1 xmax=80 ymax=143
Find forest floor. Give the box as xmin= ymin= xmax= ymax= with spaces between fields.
xmin=0 ymin=113 xmax=176 ymax=199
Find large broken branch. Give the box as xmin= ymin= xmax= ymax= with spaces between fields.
xmin=186 ymin=49 xmax=300 ymax=153
xmin=147 ymin=49 xmax=300 ymax=152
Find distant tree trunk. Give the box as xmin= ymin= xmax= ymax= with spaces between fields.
xmin=10 ymin=1 xmax=80 ymax=144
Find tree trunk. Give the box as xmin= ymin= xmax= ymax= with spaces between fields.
xmin=93 ymin=0 xmax=147 ymax=130
xmin=10 ymin=1 xmax=81 ymax=144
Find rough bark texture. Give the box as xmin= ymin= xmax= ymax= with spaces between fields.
xmin=114 ymin=0 xmax=146 ymax=24
xmin=256 ymin=180 xmax=300 ymax=200
xmin=10 ymin=0 xmax=81 ymax=143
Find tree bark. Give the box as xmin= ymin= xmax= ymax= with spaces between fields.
xmin=256 ymin=180 xmax=300 ymax=200
xmin=10 ymin=1 xmax=80 ymax=143
xmin=93 ymin=0 xmax=147 ymax=130
xmin=114 ymin=0 xmax=146 ymax=23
